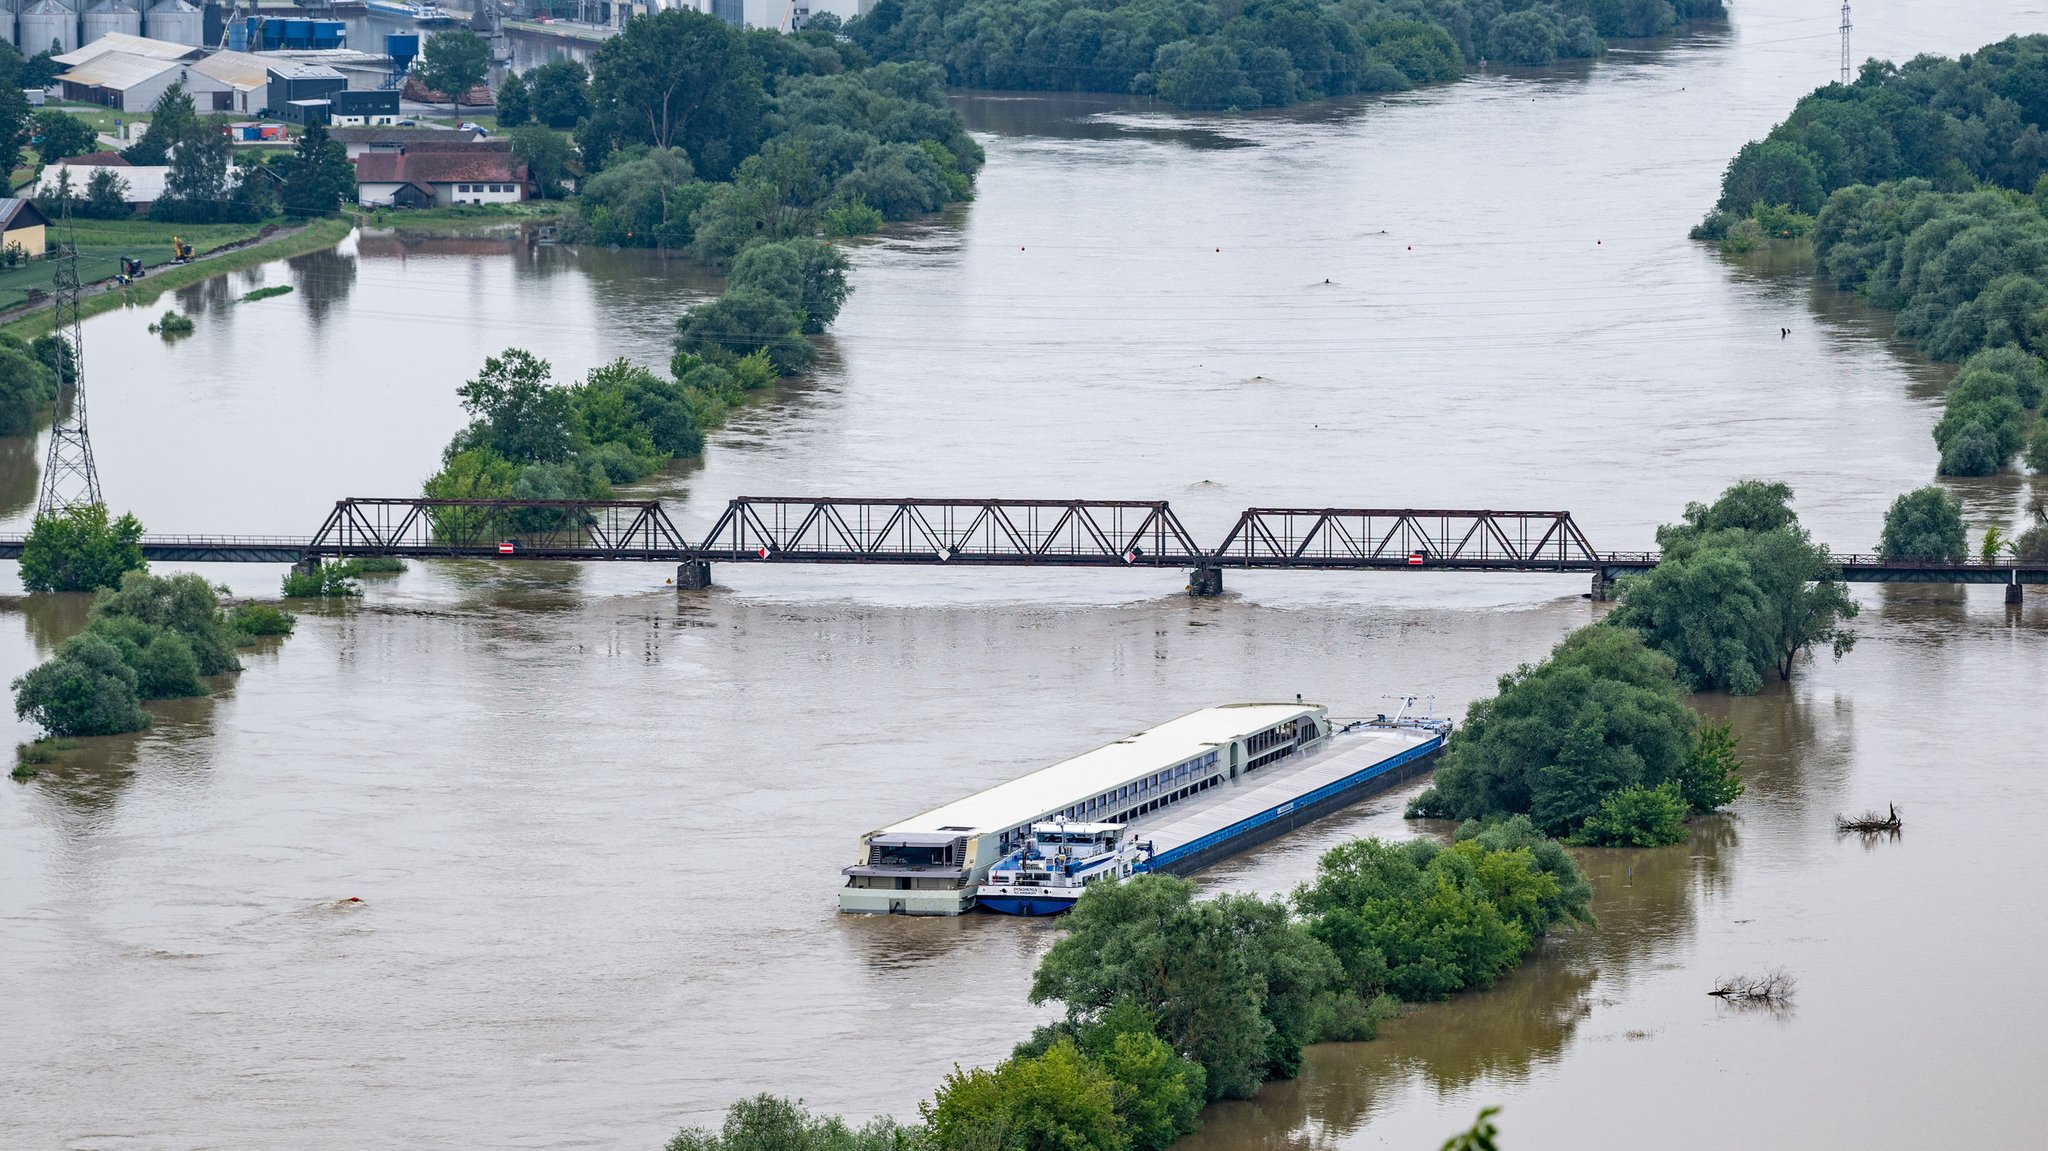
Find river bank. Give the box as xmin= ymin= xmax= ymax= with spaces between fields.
xmin=0 ymin=217 xmax=356 ymax=343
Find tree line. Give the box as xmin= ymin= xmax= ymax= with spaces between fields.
xmin=1699 ymin=35 xmax=2048 ymax=504
xmin=481 ymin=11 xmax=981 ymax=252
xmin=842 ymin=0 xmax=1725 ymax=111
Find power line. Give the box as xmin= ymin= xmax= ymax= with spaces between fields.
xmin=36 ymin=196 xmax=104 ymax=518
xmin=1840 ymin=1 xmax=1853 ymax=85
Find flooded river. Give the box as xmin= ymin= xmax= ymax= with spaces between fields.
xmin=6 ymin=1 xmax=2048 ymax=1147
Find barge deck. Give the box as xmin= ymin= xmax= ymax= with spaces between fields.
xmin=1132 ymin=724 xmax=1443 ymax=876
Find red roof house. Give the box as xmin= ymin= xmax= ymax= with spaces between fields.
xmin=353 ymin=150 xmax=528 ymax=207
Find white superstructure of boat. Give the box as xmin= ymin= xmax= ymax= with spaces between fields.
xmin=976 ymin=820 xmax=1148 ymax=916
xmin=839 ymin=702 xmax=1329 ymax=915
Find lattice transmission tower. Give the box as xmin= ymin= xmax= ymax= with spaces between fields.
xmin=1839 ymin=1 xmax=1853 ymax=85
xmin=35 ymin=200 xmax=103 ymax=517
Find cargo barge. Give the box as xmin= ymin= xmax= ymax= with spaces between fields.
xmin=838 ymin=701 xmax=1446 ymax=916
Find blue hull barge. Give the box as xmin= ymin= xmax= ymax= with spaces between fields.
xmin=1131 ymin=714 xmax=1447 ymax=878
xmin=840 ymin=703 xmax=1333 ymax=916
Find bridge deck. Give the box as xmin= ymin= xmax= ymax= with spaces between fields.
xmin=1 ymin=498 xmax=2042 ymax=586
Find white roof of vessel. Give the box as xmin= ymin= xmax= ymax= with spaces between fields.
xmin=876 ymin=703 xmax=1323 ymax=838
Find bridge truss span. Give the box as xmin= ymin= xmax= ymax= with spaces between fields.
xmin=694 ymin=498 xmax=1208 ymax=567
xmin=1211 ymin=508 xmax=1603 ymax=571
xmin=307 ymin=498 xmax=692 ymax=560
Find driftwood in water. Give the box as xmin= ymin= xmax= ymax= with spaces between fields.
xmin=1709 ymin=968 xmax=1797 ymax=1006
xmin=1836 ymin=804 xmax=1902 ymax=834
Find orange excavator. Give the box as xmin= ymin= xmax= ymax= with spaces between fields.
xmin=170 ymin=236 xmax=194 ymax=262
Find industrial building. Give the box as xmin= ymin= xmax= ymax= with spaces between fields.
xmin=57 ymin=51 xmax=227 ymax=112
xmin=187 ymin=48 xmax=269 ymax=115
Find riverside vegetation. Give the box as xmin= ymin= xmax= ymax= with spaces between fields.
xmin=657 ymin=483 xmax=1863 ymax=1148
xmin=666 ymin=819 xmax=1590 ymax=1151
xmin=11 ymin=568 xmax=296 ymax=739
xmin=486 ymin=11 xmax=981 ymax=249
xmin=844 ymin=0 xmax=1727 ymax=110
xmin=1696 ymin=34 xmax=2048 ymax=480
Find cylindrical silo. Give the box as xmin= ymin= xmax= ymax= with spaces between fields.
xmin=143 ymin=0 xmax=200 ymax=46
xmin=18 ymin=0 xmax=78 ymax=55
xmin=81 ymin=0 xmax=141 ymax=43
xmin=0 ymin=8 xmax=16 ymax=54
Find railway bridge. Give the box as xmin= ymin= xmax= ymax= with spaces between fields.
xmin=2 ymin=497 xmax=2041 ymax=601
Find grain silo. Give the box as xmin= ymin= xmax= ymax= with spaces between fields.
xmin=81 ymin=0 xmax=142 ymax=44
xmin=18 ymin=0 xmax=79 ymax=55
xmin=143 ymin=0 xmax=200 ymax=46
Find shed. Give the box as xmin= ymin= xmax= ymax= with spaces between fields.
xmin=35 ymin=163 xmax=172 ymax=207
xmin=328 ymin=88 xmax=398 ymax=127
xmin=0 ymin=199 xmax=50 ymax=258
xmin=58 ymin=53 xmax=230 ymax=113
xmin=265 ymin=61 xmax=347 ymax=108
xmin=189 ymin=49 xmax=271 ymax=115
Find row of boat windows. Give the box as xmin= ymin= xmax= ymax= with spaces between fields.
xmin=1057 ymin=750 xmax=1220 ymax=823
xmin=1000 ymin=751 xmax=1223 ymax=849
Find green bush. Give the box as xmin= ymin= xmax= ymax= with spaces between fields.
xmin=19 ymin=505 xmax=147 ymax=593
xmin=822 ymin=198 xmax=883 ymax=236
xmin=282 ymin=560 xmax=363 ymax=598
xmin=1029 ymin=874 xmax=1339 ymax=1102
xmin=923 ymin=1039 xmax=1124 ymax=1151
xmin=1611 ymin=481 xmax=1856 ymax=693
xmin=1406 ymin=626 xmax=1695 ymax=834
xmin=354 ymin=557 xmax=407 ymax=574
xmin=1575 ymin=782 xmax=1691 ymax=847
xmin=1878 ymin=486 xmax=1967 ymax=560
xmin=664 ymin=1094 xmax=923 ymax=1151
xmin=11 ymin=632 xmax=151 ymax=737
xmin=150 ymin=310 xmax=195 ymax=338
xmin=230 ymin=602 xmax=297 ymax=637
xmin=238 ymin=285 xmax=293 ymax=303
xmin=1295 ymin=831 xmax=1592 ymax=1003
xmin=0 ymin=333 xmax=60 ymax=436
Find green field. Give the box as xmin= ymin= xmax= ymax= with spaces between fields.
xmin=43 ymin=101 xmax=144 ymax=140
xmin=0 ymin=220 xmax=276 ymax=311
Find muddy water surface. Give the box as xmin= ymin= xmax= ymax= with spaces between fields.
xmin=5 ymin=1 xmax=2048 ymax=1147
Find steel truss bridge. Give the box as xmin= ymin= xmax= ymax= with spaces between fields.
xmin=2 ymin=497 xmax=2042 ymax=599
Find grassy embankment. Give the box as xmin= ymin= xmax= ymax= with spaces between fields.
xmin=348 ymin=201 xmax=570 ymax=234
xmin=0 ymin=217 xmax=356 ymax=341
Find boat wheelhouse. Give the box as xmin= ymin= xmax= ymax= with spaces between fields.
xmin=976 ymin=820 xmax=1144 ymax=916
xmin=839 ymin=702 xmax=1330 ymax=915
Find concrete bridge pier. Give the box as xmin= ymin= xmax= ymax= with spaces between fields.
xmin=1590 ymin=572 xmax=1617 ymax=601
xmin=1187 ymin=566 xmax=1224 ymax=597
xmin=2008 ymin=580 xmax=2024 ymax=605
xmin=676 ymin=560 xmax=712 ymax=590
xmin=291 ymin=556 xmax=322 ymax=579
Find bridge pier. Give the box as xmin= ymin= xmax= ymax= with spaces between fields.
xmin=1188 ymin=567 xmax=1224 ymax=597
xmin=1590 ymin=572 xmax=1616 ymax=601
xmin=676 ymin=560 xmax=712 ymax=590
xmin=2008 ymin=581 xmax=2024 ymax=605
xmin=291 ymin=556 xmax=321 ymax=578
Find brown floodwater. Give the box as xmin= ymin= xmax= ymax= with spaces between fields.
xmin=6 ymin=2 xmax=2048 ymax=1147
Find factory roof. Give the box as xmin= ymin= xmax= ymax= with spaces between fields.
xmin=59 ymin=52 xmax=187 ymax=92
xmin=53 ymin=32 xmax=200 ymax=67
xmin=190 ymin=50 xmax=271 ymax=91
